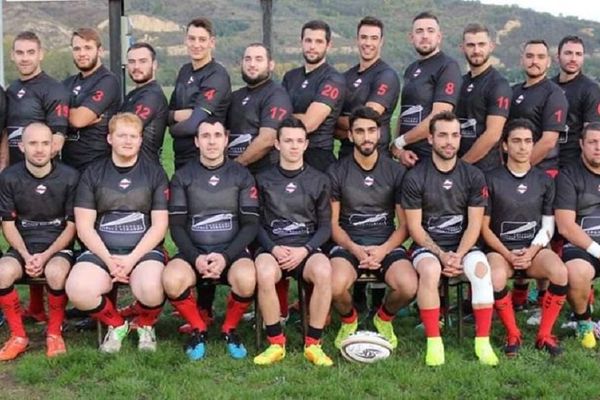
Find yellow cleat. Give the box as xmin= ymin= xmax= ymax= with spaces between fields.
xmin=373 ymin=314 xmax=398 ymax=349
xmin=253 ymin=344 xmax=285 ymax=365
xmin=334 ymin=320 xmax=358 ymax=349
xmin=578 ymin=321 xmax=597 ymax=349
xmin=425 ymin=337 xmax=445 ymax=367
xmin=304 ymin=344 xmax=333 ymax=367
xmin=475 ymin=337 xmax=499 ymax=366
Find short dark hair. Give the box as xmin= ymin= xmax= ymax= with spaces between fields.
xmin=558 ymin=35 xmax=585 ymax=54
xmin=357 ymin=16 xmax=384 ymax=37
xmin=198 ymin=117 xmax=225 ymax=134
xmin=187 ymin=17 xmax=215 ymax=36
xmin=277 ymin=116 xmax=307 ymax=140
xmin=581 ymin=122 xmax=600 ymax=141
xmin=429 ymin=111 xmax=458 ymax=134
xmin=350 ymin=106 xmax=381 ymax=129
xmin=72 ymin=27 xmax=102 ymax=47
xmin=413 ymin=11 xmax=439 ymax=25
xmin=301 ymin=20 xmax=331 ymax=43
xmin=244 ymin=42 xmax=272 ymax=61
xmin=13 ymin=31 xmax=41 ymax=49
xmin=127 ymin=42 xmax=156 ymax=61
xmin=524 ymin=39 xmax=548 ymax=51
xmin=502 ymin=118 xmax=536 ymax=142
xmin=462 ymin=23 xmax=490 ymax=39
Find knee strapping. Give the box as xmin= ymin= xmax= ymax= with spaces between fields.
xmin=463 ymin=251 xmax=494 ymax=304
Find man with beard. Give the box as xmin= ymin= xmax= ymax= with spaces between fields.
xmin=402 ymin=111 xmax=497 ymax=366
xmin=335 ymin=16 xmax=400 ymax=159
xmin=392 ymin=12 xmax=462 ymax=168
xmin=456 ymin=24 xmax=511 ymax=172
xmin=168 ymin=17 xmax=231 ymax=170
xmin=227 ymin=43 xmax=292 ymax=173
xmin=121 ymin=43 xmax=168 ymax=163
xmin=282 ymin=20 xmax=345 ymax=172
xmin=552 ymin=36 xmax=600 ymax=168
xmin=330 ymin=107 xmax=417 ymax=351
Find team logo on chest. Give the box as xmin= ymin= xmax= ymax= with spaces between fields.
xmin=353 ymin=78 xmax=362 ymax=88
xmin=413 ymin=68 xmax=422 ymax=78
xmin=515 ymin=94 xmax=525 ymax=104
xmin=466 ymin=83 xmax=474 ymax=93
xmin=35 ymin=184 xmax=47 ymax=195
xmin=241 ymin=96 xmax=250 ymax=106
xmin=209 ymin=175 xmax=220 ymax=186
xmin=187 ymin=76 xmax=195 ymax=85
xmin=17 ymin=88 xmax=26 ymax=98
xmin=73 ymin=85 xmax=81 ymax=96
xmin=364 ymin=176 xmax=374 ymax=187
xmin=119 ymin=178 xmax=131 ymax=190
xmin=442 ymin=179 xmax=453 ymax=190
xmin=517 ymin=183 xmax=528 ymax=194
xmin=301 ymin=80 xmax=309 ymax=89
xmin=285 ymin=182 xmax=297 ymax=193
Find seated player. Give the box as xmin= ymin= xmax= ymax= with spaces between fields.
xmin=65 ymin=113 xmax=169 ymax=353
xmin=0 ymin=123 xmax=79 ymax=359
xmin=402 ymin=111 xmax=498 ymax=366
xmin=253 ymin=117 xmax=333 ymax=366
xmin=483 ymin=119 xmax=567 ymax=357
xmin=162 ymin=118 xmax=258 ymax=361
xmin=329 ymin=106 xmax=417 ymax=349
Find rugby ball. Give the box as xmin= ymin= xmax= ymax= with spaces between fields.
xmin=340 ymin=330 xmax=393 ymax=363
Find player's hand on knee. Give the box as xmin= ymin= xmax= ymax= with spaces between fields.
xmin=272 ymin=246 xmax=290 ymax=263
xmin=195 ymin=255 xmax=210 ymax=275
xmin=350 ymin=244 xmax=370 ymax=266
xmin=205 ymin=253 xmax=226 ymax=278
xmin=279 ymin=247 xmax=307 ymax=271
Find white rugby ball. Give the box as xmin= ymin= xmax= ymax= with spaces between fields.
xmin=340 ymin=330 xmax=393 ymax=363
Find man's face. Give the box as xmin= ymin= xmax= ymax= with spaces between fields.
xmin=71 ymin=35 xmax=101 ymax=72
xmin=186 ymin=25 xmax=215 ymax=63
xmin=276 ymin=127 xmax=308 ymax=164
xmin=581 ymin=129 xmax=600 ymax=168
xmin=522 ymin=43 xmax=550 ymax=79
xmin=108 ymin=122 xmax=143 ymax=160
xmin=357 ymin=25 xmax=383 ymax=63
xmin=127 ymin=47 xmax=155 ymax=84
xmin=195 ymin=122 xmax=227 ymax=163
xmin=429 ymin=119 xmax=461 ymax=160
xmin=302 ymin=28 xmax=329 ymax=65
xmin=349 ymin=117 xmax=380 ymax=157
xmin=503 ymin=128 xmax=534 ymax=164
xmin=241 ymin=45 xmax=272 ymax=85
xmin=20 ymin=126 xmax=52 ymax=168
xmin=558 ymin=41 xmax=584 ymax=75
xmin=410 ymin=18 xmax=441 ymax=57
xmin=11 ymin=39 xmax=43 ymax=78
xmin=461 ymin=32 xmax=493 ymax=68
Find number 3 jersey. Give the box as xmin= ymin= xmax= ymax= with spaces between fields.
xmin=75 ymin=156 xmax=169 ymax=252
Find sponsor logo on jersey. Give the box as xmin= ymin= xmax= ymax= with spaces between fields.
xmin=17 ymin=88 xmax=26 ymax=98
xmin=72 ymin=85 xmax=81 ymax=96
xmin=209 ymin=175 xmax=220 ymax=186
xmin=558 ymin=124 xmax=569 ymax=144
xmin=348 ymin=213 xmax=388 ymax=227
xmin=515 ymin=94 xmax=524 ymax=104
xmin=581 ymin=216 xmax=600 ymax=237
xmin=459 ymin=118 xmax=477 ymax=138
xmin=500 ymin=221 xmax=537 ymax=241
xmin=228 ymin=134 xmax=252 ymax=156
xmin=353 ymin=78 xmax=362 ymax=88
xmin=285 ymin=182 xmax=297 ymax=193
xmin=301 ymin=79 xmax=309 ymax=89
xmin=271 ymin=219 xmax=312 ymax=237
xmin=427 ymin=215 xmax=463 ymax=235
xmin=412 ymin=68 xmax=421 ymax=78
xmin=119 ymin=178 xmax=131 ymax=190
xmin=241 ymin=96 xmax=250 ymax=106
xmin=20 ymin=218 xmax=62 ymax=228
xmin=192 ymin=213 xmax=233 ymax=232
xmin=364 ymin=176 xmax=374 ymax=187
xmin=517 ymin=184 xmax=528 ymax=194
xmin=400 ymin=105 xmax=423 ymax=127
xmin=7 ymin=126 xmax=23 ymax=147
xmin=35 ymin=184 xmax=47 ymax=195
xmin=466 ymin=83 xmax=474 ymax=93
xmin=187 ymin=76 xmax=194 ymax=85
xmin=442 ymin=179 xmax=453 ymax=190
xmin=99 ymin=212 xmax=146 ymax=234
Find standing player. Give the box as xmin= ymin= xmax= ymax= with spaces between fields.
xmin=162 ymin=118 xmax=258 ymax=361
xmin=552 ymin=35 xmax=600 ymax=168
xmin=121 ymin=42 xmax=168 ymax=163
xmin=555 ymin=122 xmax=600 ymax=349
xmin=392 ymin=12 xmax=462 ymax=167
xmin=63 ymin=28 xmax=121 ymax=171
xmin=169 ymin=17 xmax=231 ymax=170
xmin=329 ymin=107 xmax=417 ymax=350
xmin=65 ymin=113 xmax=169 ymax=353
xmin=456 ymin=24 xmax=511 ymax=172
xmin=335 ymin=16 xmax=400 ymax=159
xmin=0 ymin=122 xmax=79 ymax=360
xmin=227 ymin=43 xmax=292 ymax=173
xmin=282 ymin=20 xmax=345 ymax=172
xmin=483 ymin=119 xmax=567 ymax=357
xmin=253 ymin=117 xmax=333 ymax=367
xmin=402 ymin=111 xmax=497 ymax=366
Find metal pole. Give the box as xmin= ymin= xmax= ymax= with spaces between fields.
xmin=260 ymin=0 xmax=272 ymax=51
xmin=0 ymin=0 xmax=5 ymax=87
xmin=108 ymin=0 xmax=124 ymax=100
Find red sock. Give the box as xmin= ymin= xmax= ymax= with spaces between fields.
xmin=538 ymin=289 xmax=566 ymax=339
xmin=267 ymin=333 xmax=286 ymax=346
xmin=27 ymin=285 xmax=45 ymax=314
xmin=89 ymin=296 xmax=125 ymax=327
xmin=170 ymin=289 xmax=207 ymax=332
xmin=473 ymin=307 xmax=493 ymax=337
xmin=222 ymin=292 xmax=252 ymax=333
xmin=47 ymin=289 xmax=67 ymax=336
xmin=419 ymin=308 xmax=440 ymax=337
xmin=340 ymin=307 xmax=358 ymax=324
xmin=0 ymin=287 xmax=26 ymax=338
xmin=276 ymin=279 xmax=289 ymax=317
xmin=136 ymin=303 xmax=163 ymax=327
xmin=511 ymin=283 xmax=529 ymax=307
xmin=376 ymin=305 xmax=395 ymax=322
xmin=494 ymin=293 xmax=521 ymax=338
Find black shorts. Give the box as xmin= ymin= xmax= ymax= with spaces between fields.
xmin=4 ymin=247 xmax=73 ymax=278
xmin=255 ymin=247 xmax=323 ymax=281
xmin=304 ymin=147 xmax=336 ymax=173
xmin=562 ymin=247 xmax=600 ymax=279
xmin=77 ymin=248 xmax=166 ymax=275
xmin=329 ymin=245 xmax=408 ymax=280
xmin=409 ymin=245 xmax=481 ymax=264
xmin=172 ymin=249 xmax=252 ymax=285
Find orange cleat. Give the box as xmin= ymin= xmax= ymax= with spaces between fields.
xmin=46 ymin=335 xmax=67 ymax=358
xmin=0 ymin=336 xmax=29 ymax=361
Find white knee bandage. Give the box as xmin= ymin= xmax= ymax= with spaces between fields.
xmin=463 ymin=250 xmax=494 ymax=305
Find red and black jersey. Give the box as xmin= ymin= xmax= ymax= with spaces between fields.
xmin=169 ymin=60 xmax=231 ymax=169
xmin=63 ymin=65 xmax=121 ymax=171
xmin=5 ymin=72 xmax=70 ymax=164
xmin=121 ymin=80 xmax=169 ymax=164
xmin=400 ymin=51 xmax=462 ymax=160
xmin=485 ymin=166 xmax=554 ymax=250
xmin=552 ymin=73 xmax=600 ymax=168
xmin=509 ymin=78 xmax=568 ymax=171
xmin=0 ymin=161 xmax=79 ymax=249
xmin=282 ymin=63 xmax=345 ymax=151
xmin=456 ymin=66 xmax=511 ymax=172
xmin=75 ymin=156 xmax=168 ymax=252
xmin=226 ymin=79 xmax=292 ymax=173
xmin=402 ymin=159 xmax=487 ymax=248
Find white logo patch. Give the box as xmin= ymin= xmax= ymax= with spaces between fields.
xmin=119 ymin=178 xmax=131 ymax=190
xmin=353 ymin=78 xmax=362 ymax=88
xmin=442 ymin=179 xmax=453 ymax=190
xmin=515 ymin=94 xmax=524 ymax=104
xmin=17 ymin=88 xmax=26 ymax=98
xmin=517 ymin=184 xmax=527 ymax=194
xmin=466 ymin=83 xmax=474 ymax=93
xmin=241 ymin=96 xmax=250 ymax=106
xmin=285 ymin=182 xmax=297 ymax=193
xmin=301 ymin=80 xmax=309 ymax=89
xmin=364 ymin=176 xmax=374 ymax=187
xmin=35 ymin=184 xmax=46 ymax=195
xmin=413 ymin=68 xmax=421 ymax=77
xmin=209 ymin=175 xmax=220 ymax=186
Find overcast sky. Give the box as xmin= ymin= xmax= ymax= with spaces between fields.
xmin=474 ymin=0 xmax=600 ymax=22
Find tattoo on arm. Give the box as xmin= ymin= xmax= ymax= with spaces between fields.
xmin=423 ymin=232 xmax=443 ymax=257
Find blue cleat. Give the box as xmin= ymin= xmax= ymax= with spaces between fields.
xmin=223 ymin=330 xmax=247 ymax=359
xmin=185 ymin=330 xmax=207 ymax=361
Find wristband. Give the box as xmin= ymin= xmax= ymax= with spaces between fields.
xmin=394 ymin=134 xmax=407 ymax=150
xmin=586 ymin=242 xmax=600 ymax=258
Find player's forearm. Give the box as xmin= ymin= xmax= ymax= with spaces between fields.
xmin=1 ymin=222 xmax=30 ymax=258
xmin=456 ymin=222 xmax=482 ymax=257
xmin=235 ymin=134 xmax=274 ymax=166
xmin=481 ymin=225 xmax=512 ymax=260
xmin=331 ymin=224 xmax=359 ymax=252
xmin=257 ymin=225 xmax=277 ymax=252
xmin=0 ymin=132 xmax=9 ymax=171
xmin=381 ymin=226 xmax=408 ymax=254
xmin=169 ymin=217 xmax=200 ymax=265
xmin=556 ymin=218 xmax=596 ymax=250
xmin=42 ymin=222 xmax=76 ymax=257
xmin=411 ymin=227 xmax=445 ymax=257
xmin=401 ymin=119 xmax=430 ymax=144
xmin=173 ymin=109 xmax=193 ymax=122
xmin=530 ymin=133 xmax=558 ymax=166
xmin=76 ymin=226 xmax=112 ymax=263
xmin=462 ymin=130 xmax=501 ymax=164
xmin=305 ymin=222 xmax=331 ymax=251
xmin=52 ymin=133 xmax=65 ymax=156
xmin=129 ymin=212 xmax=168 ymax=263
xmin=222 ymin=214 xmax=259 ymax=262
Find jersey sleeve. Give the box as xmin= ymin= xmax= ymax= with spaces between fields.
xmin=393 ymin=165 xmax=406 ymax=205
xmin=0 ymin=87 xmax=7 ymax=133
xmin=79 ymin=74 xmax=120 ymax=117
xmin=541 ymin=88 xmax=568 ymax=132
xmin=433 ymin=60 xmax=462 ymax=106
xmin=366 ymin=68 xmax=400 ymax=111
xmin=314 ymin=73 xmax=345 ymax=110
xmin=129 ymin=91 xmax=163 ymax=128
xmin=64 ymin=169 xmax=81 ymax=222
xmin=0 ymin=173 xmax=16 ymax=220
xmin=400 ymin=170 xmax=423 ymax=210
xmin=44 ymin=82 xmax=70 ymax=134
xmin=192 ymin=69 xmax=230 ymax=114
xmin=74 ymin=168 xmax=97 ymax=210
xmin=485 ymin=78 xmax=512 ymax=118
xmin=484 ymin=175 xmax=494 ymax=217
xmin=468 ymin=168 xmax=488 ymax=208
xmin=168 ymin=171 xmax=188 ymax=215
xmin=554 ymin=170 xmax=577 ymax=211
xmin=542 ymin=175 xmax=555 ymax=216
xmin=326 ymin=163 xmax=342 ymax=201
xmin=238 ymin=168 xmax=259 ymax=215
xmin=306 ymin=175 xmax=332 ymax=250
xmin=259 ymin=88 xmax=293 ymax=130
xmin=151 ymin=167 xmax=169 ymax=210
xmin=583 ymin=83 xmax=600 ymax=124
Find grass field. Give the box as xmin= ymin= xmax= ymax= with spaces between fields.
xmin=1 ymin=125 xmax=600 ymax=399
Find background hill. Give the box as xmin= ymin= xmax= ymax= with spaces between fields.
xmin=3 ymin=0 xmax=600 ymax=87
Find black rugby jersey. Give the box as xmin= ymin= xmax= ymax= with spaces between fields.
xmin=328 ymin=154 xmax=405 ymax=245
xmin=63 ymin=65 xmax=121 ymax=171
xmin=401 ymin=158 xmax=487 ymax=248
xmin=282 ymin=63 xmax=345 ymax=151
xmin=5 ymin=72 xmax=70 ymax=164
xmin=400 ymin=51 xmax=462 ymax=160
xmin=456 ymin=66 xmax=511 ymax=172
xmin=509 ymin=78 xmax=568 ymax=170
xmin=121 ymin=81 xmax=168 ymax=163
xmin=0 ymin=86 xmax=6 ymax=134
xmin=339 ymin=59 xmax=400 ymax=154
xmin=75 ymin=156 xmax=168 ymax=252
xmin=552 ymin=73 xmax=600 ymax=167
xmin=226 ymin=79 xmax=292 ymax=173
xmin=0 ymin=161 xmax=79 ymax=249
xmin=169 ymin=60 xmax=231 ymax=169
xmin=256 ymin=164 xmax=331 ymax=249
xmin=485 ymin=166 xmax=554 ymax=249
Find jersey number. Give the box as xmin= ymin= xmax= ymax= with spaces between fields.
xmin=554 ymin=109 xmax=563 ymax=123
xmin=135 ymin=104 xmax=152 ymax=120
xmin=321 ymin=84 xmax=340 ymax=100
xmin=269 ymin=107 xmax=288 ymax=121
xmin=496 ymin=96 xmax=510 ymax=110
xmin=203 ymin=89 xmax=216 ymax=101
xmin=92 ymin=90 xmax=104 ymax=102
xmin=444 ymin=82 xmax=455 ymax=95
xmin=377 ymin=84 xmax=388 ymax=96
xmin=55 ymin=104 xmax=69 ymax=117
